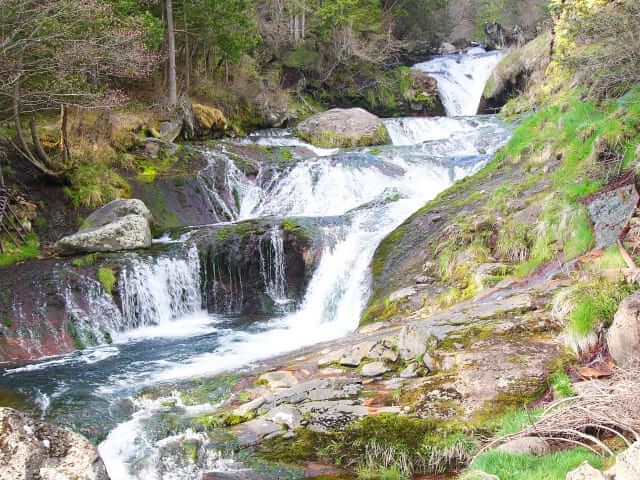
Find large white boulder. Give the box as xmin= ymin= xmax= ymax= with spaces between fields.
xmin=295 ymin=108 xmax=390 ymax=148
xmin=56 ymin=199 xmax=153 ymax=255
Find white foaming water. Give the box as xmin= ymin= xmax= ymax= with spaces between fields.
xmin=98 ymin=116 xmax=512 ymax=479
xmin=119 ymin=246 xmax=202 ymax=328
xmin=259 ymin=226 xmax=290 ymax=307
xmin=413 ymin=47 xmax=504 ymax=116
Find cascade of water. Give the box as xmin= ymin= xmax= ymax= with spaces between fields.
xmin=118 ymin=246 xmax=202 ymax=329
xmin=413 ymin=47 xmax=504 ymax=116
xmin=259 ymin=226 xmax=290 ymax=307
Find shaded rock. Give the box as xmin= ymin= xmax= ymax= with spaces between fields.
xmin=258 ymin=371 xmax=298 ymax=390
xmin=607 ymin=291 xmax=640 ymax=367
xmin=273 ymin=378 xmax=361 ymax=406
xmin=233 ymin=418 xmax=281 ymax=447
xmin=566 ymin=461 xmax=606 ymax=480
xmin=143 ymin=138 xmax=177 ymax=158
xmin=0 ymin=407 xmax=109 ymax=480
xmin=340 ymin=341 xmax=377 ymax=367
xmin=389 ymin=286 xmax=417 ymax=302
xmin=398 ymin=325 xmax=435 ymax=361
xmin=612 ymin=440 xmax=640 ymax=480
xmin=264 ymin=405 xmax=302 ymax=430
xmin=295 ymin=108 xmax=390 ymax=148
xmin=584 ymin=177 xmax=639 ymax=248
xmin=361 ymin=361 xmax=391 ymax=377
xmin=497 ymin=437 xmax=550 ymax=456
xmin=232 ymin=397 xmax=266 ymax=417
xmin=439 ymin=42 xmax=457 ymax=54
xmin=422 ymin=353 xmax=436 ymax=372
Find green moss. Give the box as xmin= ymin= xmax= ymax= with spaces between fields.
xmin=179 ymin=375 xmax=238 ymax=406
xmin=64 ymin=163 xmax=131 ymax=209
xmin=71 ymin=253 xmax=100 ymax=267
xmin=297 ymin=124 xmax=390 ymax=149
xmin=0 ymin=232 xmax=40 ymax=266
xmin=97 ymin=267 xmax=116 ymax=294
xmin=196 ymin=411 xmax=255 ymax=429
xmin=468 ymin=448 xmax=604 ymax=480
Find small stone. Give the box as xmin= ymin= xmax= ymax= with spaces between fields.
xmin=565 ymin=461 xmax=606 ymax=480
xmin=361 ymin=361 xmax=391 ymax=377
xmin=422 ymin=353 xmax=435 ymax=372
xmin=400 ymin=363 xmax=421 ymax=378
xmin=317 ymin=349 xmax=344 ymax=367
xmin=340 ymin=341 xmax=377 ymax=367
xmin=258 ymin=371 xmax=298 ymax=390
xmin=264 ymin=405 xmax=303 ymax=430
xmin=367 ymin=341 xmax=399 ymax=362
xmin=497 ymin=437 xmax=550 ymax=456
xmin=398 ymin=325 xmax=435 ymax=361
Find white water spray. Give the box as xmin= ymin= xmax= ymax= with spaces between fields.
xmin=413 ymin=47 xmax=504 ymax=116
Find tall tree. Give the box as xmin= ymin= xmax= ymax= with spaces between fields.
xmin=0 ymin=0 xmax=158 ymax=177
xmin=166 ymin=0 xmax=178 ymax=106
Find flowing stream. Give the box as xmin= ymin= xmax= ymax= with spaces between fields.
xmin=0 ymin=50 xmax=510 ymax=479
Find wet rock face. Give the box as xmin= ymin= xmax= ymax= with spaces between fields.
xmin=196 ymin=219 xmax=322 ymax=315
xmin=295 ymin=108 xmax=390 ymax=148
xmin=55 ymin=199 xmax=153 ymax=255
xmin=0 ymin=407 xmax=109 ymax=480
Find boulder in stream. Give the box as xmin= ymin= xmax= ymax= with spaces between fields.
xmin=295 ymin=108 xmax=390 ymax=148
xmin=55 ymin=199 xmax=153 ymax=255
xmin=0 ymin=407 xmax=109 ymax=480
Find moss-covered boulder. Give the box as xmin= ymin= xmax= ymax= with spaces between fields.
xmin=295 ymin=108 xmax=390 ymax=148
xmin=479 ymin=32 xmax=551 ymax=114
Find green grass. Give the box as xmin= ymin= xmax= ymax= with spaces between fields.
xmin=493 ymin=408 xmax=544 ymax=437
xmin=71 ymin=253 xmax=100 ymax=267
xmin=0 ymin=232 xmax=40 ymax=266
xmin=97 ymin=267 xmax=117 ymax=294
xmin=550 ymin=370 xmax=575 ymax=399
xmin=469 ymin=448 xmax=604 ymax=480
xmin=356 ymin=466 xmax=408 ymax=480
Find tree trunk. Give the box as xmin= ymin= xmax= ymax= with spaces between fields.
xmin=59 ymin=104 xmax=70 ymax=164
xmin=166 ymin=0 xmax=178 ymax=107
xmin=29 ymin=116 xmax=56 ymax=171
xmin=183 ymin=1 xmax=190 ymax=92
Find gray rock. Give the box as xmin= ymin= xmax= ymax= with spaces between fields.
xmin=497 ymin=437 xmax=550 ymax=456
xmin=264 ymin=405 xmax=303 ymax=430
xmin=607 ymin=291 xmax=640 ymax=367
xmin=273 ymin=378 xmax=361 ymax=406
xmin=56 ymin=214 xmax=152 ymax=255
xmin=361 ymin=361 xmax=391 ymax=377
xmin=56 ymin=199 xmax=153 ymax=255
xmin=298 ymin=400 xmax=368 ymax=432
xmin=612 ymin=440 xmax=640 ymax=480
xmin=340 ymin=341 xmax=377 ymax=367
xmin=439 ymin=42 xmax=457 ymax=54
xmin=317 ymin=349 xmax=344 ymax=366
xmin=295 ymin=108 xmax=390 ymax=148
xmin=565 ymin=461 xmax=606 ymax=480
xmin=398 ymin=325 xmax=435 ymax=361
xmin=0 ymin=407 xmax=108 ymax=480
xmin=586 ymin=181 xmax=639 ymax=248
xmin=367 ymin=341 xmax=399 ymax=362
xmin=389 ymin=286 xmax=417 ymax=302
xmin=234 ymin=418 xmax=282 ymax=447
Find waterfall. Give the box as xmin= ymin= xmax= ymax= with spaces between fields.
xmin=119 ymin=246 xmax=202 ymax=328
xmin=259 ymin=227 xmax=290 ymax=308
xmin=413 ymin=47 xmax=504 ymax=116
